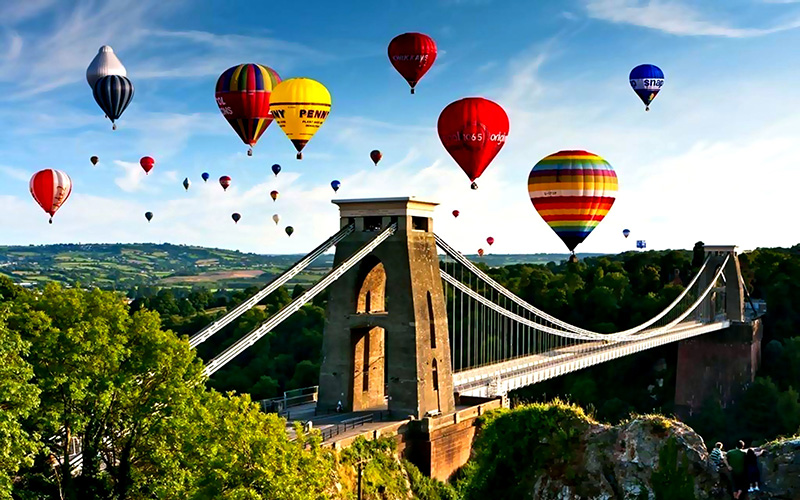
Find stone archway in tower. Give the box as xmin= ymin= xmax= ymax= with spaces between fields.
xmin=351 ymin=256 xmax=387 ymax=410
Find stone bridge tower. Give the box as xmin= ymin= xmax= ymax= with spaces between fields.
xmin=317 ymin=197 xmax=455 ymax=419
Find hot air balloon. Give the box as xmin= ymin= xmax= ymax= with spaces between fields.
xmin=331 ymin=180 xmax=340 ymax=192
xmin=183 ymin=178 xmax=191 ymax=191
xmin=285 ymin=226 xmax=294 ymax=237
xmin=30 ymin=169 xmax=72 ymax=224
xmin=90 ymin=156 xmax=99 ymax=166
xmin=388 ymin=33 xmax=437 ymax=94
xmin=272 ymin=214 xmax=280 ymax=225
xmin=487 ymin=237 xmax=494 ymax=246
xmin=477 ymin=248 xmax=485 ymax=257
xmin=140 ymin=156 xmax=155 ymax=175
xmin=145 ymin=211 xmax=153 ymax=222
xmin=438 ymin=97 xmax=509 ymax=189
xmin=370 ymin=150 xmax=382 ymax=165
xmin=623 ymin=229 xmax=631 ymax=238
xmin=629 ymin=64 xmax=664 ymax=111
xmin=93 ymin=75 xmax=134 ymax=130
xmin=219 ymin=175 xmax=231 ymax=191
xmin=271 ymin=164 xmax=281 ymax=176
xmin=636 ymin=240 xmax=646 ymax=249
xmin=202 ymin=172 xmax=210 ymax=182
xmin=528 ymin=150 xmax=618 ymax=254
xmin=269 ymin=78 xmax=331 ymax=159
xmin=232 ymin=213 xmax=241 ymax=224
xmin=215 ymin=64 xmax=281 ymax=156
xmin=270 ymin=190 xmax=279 ymax=201
xmin=452 ymin=210 xmax=460 ymax=218
xmin=87 ymin=46 xmax=127 ymax=88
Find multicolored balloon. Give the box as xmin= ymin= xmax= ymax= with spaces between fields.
xmin=388 ymin=33 xmax=437 ymax=94
xmin=93 ymin=75 xmax=134 ymax=130
xmin=477 ymin=248 xmax=485 ymax=257
xmin=438 ymin=97 xmax=509 ymax=189
xmin=183 ymin=178 xmax=190 ymax=191
xmin=219 ymin=175 xmax=231 ymax=191
xmin=269 ymin=78 xmax=331 ymax=159
xmin=486 ymin=237 xmax=494 ymax=246
xmin=623 ymin=229 xmax=631 ymax=238
xmin=331 ymin=180 xmax=340 ymax=192
xmin=232 ymin=213 xmax=241 ymax=224
xmin=86 ymin=46 xmax=126 ymax=88
xmin=202 ymin=172 xmax=210 ymax=182
xmin=285 ymin=226 xmax=294 ymax=237
xmin=637 ymin=240 xmax=647 ymax=249
xmin=452 ymin=210 xmax=460 ymax=218
xmin=272 ymin=214 xmax=280 ymax=225
xmin=215 ymin=64 xmax=281 ymax=156
xmin=90 ymin=156 xmax=99 ymax=166
xmin=30 ymin=169 xmax=72 ymax=224
xmin=370 ymin=150 xmax=382 ymax=166
xmin=271 ymin=164 xmax=281 ymax=176
xmin=629 ymin=64 xmax=664 ymax=111
xmin=145 ymin=211 xmax=153 ymax=222
xmin=528 ymin=150 xmax=618 ymax=253
xmin=140 ymin=156 xmax=155 ymax=175
xmin=270 ymin=190 xmax=279 ymax=201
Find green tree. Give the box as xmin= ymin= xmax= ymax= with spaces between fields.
xmin=651 ymin=437 xmax=695 ymax=500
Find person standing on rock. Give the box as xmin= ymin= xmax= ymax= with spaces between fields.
xmin=745 ymin=446 xmax=764 ymax=493
xmin=710 ymin=442 xmax=733 ymax=495
xmin=726 ymin=440 xmax=747 ymax=499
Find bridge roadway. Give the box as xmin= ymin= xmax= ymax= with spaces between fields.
xmin=453 ymin=320 xmax=730 ymax=397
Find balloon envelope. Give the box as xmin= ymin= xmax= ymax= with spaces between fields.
xmin=140 ymin=156 xmax=155 ymax=174
xmin=331 ymin=180 xmax=340 ymax=192
xmin=270 ymin=190 xmax=279 ymax=201
xmin=183 ymin=177 xmax=190 ymax=191
xmin=272 ymin=214 xmax=280 ymax=225
xmin=438 ymin=97 xmax=509 ymax=186
xmin=388 ymin=33 xmax=437 ymax=94
xmin=90 ymin=156 xmax=99 ymax=166
xmin=30 ymin=169 xmax=72 ymax=223
xmin=219 ymin=175 xmax=231 ymax=191
xmin=93 ymin=75 xmax=134 ymax=129
xmin=271 ymin=164 xmax=281 ymax=176
xmin=370 ymin=150 xmax=382 ymax=165
xmin=452 ymin=210 xmax=459 ymax=218
xmin=145 ymin=211 xmax=153 ymax=222
xmin=269 ymin=78 xmax=331 ymax=159
xmin=232 ymin=213 xmax=241 ymax=223
xmin=629 ymin=64 xmax=664 ymax=110
xmin=623 ymin=229 xmax=631 ymax=238
xmin=87 ymin=46 xmax=127 ymax=88
xmin=202 ymin=172 xmax=210 ymax=182
xmin=215 ymin=64 xmax=281 ymax=154
xmin=477 ymin=248 xmax=485 ymax=257
xmin=528 ymin=150 xmax=618 ymax=252
xmin=285 ymin=226 xmax=294 ymax=237
xmin=487 ymin=237 xmax=494 ymax=246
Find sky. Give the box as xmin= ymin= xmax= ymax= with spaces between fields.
xmin=1 ymin=0 xmax=799 ymax=256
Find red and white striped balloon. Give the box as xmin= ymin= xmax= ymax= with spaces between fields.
xmin=30 ymin=169 xmax=72 ymax=224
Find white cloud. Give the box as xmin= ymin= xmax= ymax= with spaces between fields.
xmin=583 ymin=0 xmax=800 ymax=37
xmin=0 ymin=165 xmax=32 ymax=182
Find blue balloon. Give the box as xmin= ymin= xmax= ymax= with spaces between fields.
xmin=623 ymin=229 xmax=630 ymax=238
xmin=272 ymin=164 xmax=281 ymax=176
xmin=201 ymin=172 xmax=210 ymax=182
xmin=629 ymin=64 xmax=664 ymax=111
xmin=331 ymin=180 xmax=341 ymax=192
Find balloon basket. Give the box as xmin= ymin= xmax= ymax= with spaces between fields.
xmin=247 ymin=148 xmax=253 ymax=157
xmin=470 ymin=182 xmax=478 ymax=190
xmin=296 ymin=152 xmax=302 ymax=160
xmin=645 ymin=106 xmax=650 ymax=112
xmin=112 ymin=123 xmax=117 ymax=130
xmin=410 ymin=88 xmax=415 ymax=94
xmin=48 ymin=218 xmax=53 ymax=224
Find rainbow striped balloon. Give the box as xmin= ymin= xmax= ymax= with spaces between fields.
xmin=528 ymin=150 xmax=618 ymax=252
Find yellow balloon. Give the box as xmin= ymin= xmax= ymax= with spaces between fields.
xmin=269 ymin=78 xmax=331 ymax=160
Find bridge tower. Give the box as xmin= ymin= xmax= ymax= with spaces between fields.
xmin=317 ymin=197 xmax=455 ymax=419
xmin=697 ymin=245 xmax=745 ymax=322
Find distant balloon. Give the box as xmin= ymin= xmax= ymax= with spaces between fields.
xmin=140 ymin=156 xmax=155 ymax=175
xmin=232 ymin=213 xmax=241 ymax=224
xmin=90 ymin=156 xmax=99 ymax=166
xmin=370 ymin=150 xmax=382 ymax=165
xmin=331 ymin=180 xmax=340 ymax=192
xmin=452 ymin=210 xmax=460 ymax=218
xmin=145 ymin=211 xmax=153 ymax=222
xmin=528 ymin=150 xmax=618 ymax=253
xmin=388 ymin=33 xmax=437 ymax=94
xmin=271 ymin=164 xmax=281 ymax=176
xmin=269 ymin=78 xmax=331 ymax=159
xmin=285 ymin=226 xmax=294 ymax=237
xmin=202 ymin=172 xmax=210 ymax=182
xmin=30 ymin=169 xmax=72 ymax=224
xmin=486 ymin=237 xmax=494 ymax=246
xmin=215 ymin=64 xmax=281 ymax=156
xmin=183 ymin=177 xmax=190 ymax=191
xmin=438 ymin=97 xmax=509 ymax=189
xmin=87 ymin=46 xmax=126 ymax=88
xmin=629 ymin=64 xmax=664 ymax=111
xmin=93 ymin=75 xmax=134 ymax=130
xmin=477 ymin=248 xmax=485 ymax=257
xmin=637 ymin=240 xmax=647 ymax=249
xmin=270 ymin=190 xmax=279 ymax=201
xmin=219 ymin=175 xmax=231 ymax=191
xmin=272 ymin=214 xmax=280 ymax=225
xmin=623 ymin=229 xmax=631 ymax=238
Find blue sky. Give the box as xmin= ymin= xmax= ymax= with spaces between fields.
xmin=1 ymin=0 xmax=799 ymax=255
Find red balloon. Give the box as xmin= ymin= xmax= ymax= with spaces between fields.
xmin=388 ymin=33 xmax=437 ymax=94
xmin=370 ymin=149 xmax=382 ymax=165
xmin=437 ymin=97 xmax=509 ymax=188
xmin=219 ymin=175 xmax=231 ymax=191
xmin=140 ymin=156 xmax=155 ymax=175
xmin=30 ymin=169 xmax=72 ymax=224
xmin=487 ymin=237 xmax=494 ymax=246
xmin=477 ymin=248 xmax=485 ymax=257
xmin=452 ymin=210 xmax=460 ymax=218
